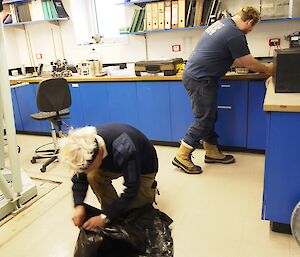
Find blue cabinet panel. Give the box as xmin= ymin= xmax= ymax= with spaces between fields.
xmin=169 ymin=82 xmax=193 ymax=142
xmin=215 ymin=80 xmax=248 ymax=147
xmin=262 ymin=112 xmax=300 ymax=224
xmin=68 ymin=83 xmax=85 ymax=129
xmin=80 ymin=83 xmax=110 ymax=126
xmin=136 ymin=82 xmax=172 ymax=141
xmin=10 ymin=88 xmax=23 ymax=131
xmin=107 ymin=82 xmax=139 ymax=128
xmin=15 ymin=84 xmax=43 ymax=132
xmin=247 ymin=80 xmax=267 ymax=150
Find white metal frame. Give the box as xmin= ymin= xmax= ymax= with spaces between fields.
xmin=0 ymin=21 xmax=37 ymax=220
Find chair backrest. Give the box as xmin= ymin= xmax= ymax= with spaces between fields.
xmin=36 ymin=78 xmax=71 ymax=112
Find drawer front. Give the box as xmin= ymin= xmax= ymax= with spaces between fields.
xmin=216 ymin=80 xmax=248 ymax=147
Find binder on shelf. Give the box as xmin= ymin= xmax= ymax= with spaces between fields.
xmin=3 ymin=13 xmax=12 ymax=24
xmin=2 ymin=13 xmax=9 ymax=22
xmin=47 ymin=0 xmax=58 ymax=19
xmin=186 ymin=0 xmax=195 ymax=27
xmin=16 ymin=3 xmax=32 ymax=22
xmin=206 ymin=0 xmax=218 ymax=25
xmin=158 ymin=1 xmax=164 ymax=30
xmin=164 ymin=0 xmax=171 ymax=29
xmin=137 ymin=8 xmax=145 ymax=32
xmin=171 ymin=0 xmax=178 ymax=29
xmin=178 ymin=0 xmax=185 ymax=28
xmin=145 ymin=2 xmax=152 ymax=30
xmin=133 ymin=9 xmax=144 ymax=32
xmin=29 ymin=0 xmax=45 ymax=21
xmin=129 ymin=9 xmax=139 ymax=32
xmin=193 ymin=0 xmax=203 ymax=26
xmin=9 ymin=4 xmax=19 ymax=23
xmin=41 ymin=0 xmax=50 ymax=19
xmin=52 ymin=0 xmax=68 ymax=18
xmin=152 ymin=2 xmax=158 ymax=30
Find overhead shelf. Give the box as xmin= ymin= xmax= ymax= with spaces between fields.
xmin=122 ymin=17 xmax=300 ymax=35
xmin=2 ymin=0 xmax=30 ymax=4
xmin=3 ymin=17 xmax=69 ymax=27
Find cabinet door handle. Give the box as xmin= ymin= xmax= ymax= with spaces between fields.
xmin=217 ymin=105 xmax=232 ymax=109
xmin=220 ymin=84 xmax=231 ymax=88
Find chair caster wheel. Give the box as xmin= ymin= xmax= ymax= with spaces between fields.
xmin=31 ymin=158 xmax=36 ymax=164
xmin=40 ymin=167 xmax=46 ymax=173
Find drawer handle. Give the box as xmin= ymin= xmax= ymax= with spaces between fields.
xmin=220 ymin=84 xmax=231 ymax=88
xmin=218 ymin=106 xmax=232 ymax=109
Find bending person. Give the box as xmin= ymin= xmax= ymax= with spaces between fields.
xmin=59 ymin=123 xmax=158 ymax=230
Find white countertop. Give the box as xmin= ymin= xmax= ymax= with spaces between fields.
xmin=264 ymin=78 xmax=300 ymax=112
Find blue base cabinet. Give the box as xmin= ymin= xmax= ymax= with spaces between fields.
xmin=107 ymin=82 xmax=139 ymax=128
xmin=68 ymin=83 xmax=85 ymax=129
xmin=79 ymin=83 xmax=110 ymax=126
xmin=136 ymin=82 xmax=172 ymax=141
xmin=247 ymin=81 xmax=267 ymax=150
xmin=10 ymin=88 xmax=23 ymax=131
xmin=14 ymin=84 xmax=43 ymax=132
xmin=215 ymin=80 xmax=248 ymax=147
xmin=262 ymin=112 xmax=300 ymax=224
xmin=169 ymin=82 xmax=193 ymax=142
xmin=12 ymin=79 xmax=267 ymax=150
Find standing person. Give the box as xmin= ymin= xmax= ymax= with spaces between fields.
xmin=172 ymin=6 xmax=273 ymax=174
xmin=59 ymin=123 xmax=158 ymax=230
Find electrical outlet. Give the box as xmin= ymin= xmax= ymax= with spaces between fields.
xmin=36 ymin=53 xmax=43 ymax=59
xmin=269 ymin=38 xmax=280 ymax=47
xmin=172 ymin=45 xmax=181 ymax=52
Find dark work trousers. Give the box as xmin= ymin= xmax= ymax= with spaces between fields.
xmin=182 ymin=73 xmax=219 ymax=148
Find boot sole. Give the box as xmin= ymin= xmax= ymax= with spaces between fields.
xmin=172 ymin=159 xmax=202 ymax=174
xmin=204 ymin=158 xmax=235 ymax=164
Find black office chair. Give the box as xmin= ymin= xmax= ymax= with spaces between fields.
xmin=30 ymin=78 xmax=71 ymax=172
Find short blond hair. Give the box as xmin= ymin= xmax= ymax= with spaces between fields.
xmin=59 ymin=126 xmax=98 ymax=173
xmin=237 ymin=6 xmax=260 ymax=25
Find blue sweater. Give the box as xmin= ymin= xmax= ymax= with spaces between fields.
xmin=71 ymin=123 xmax=158 ymax=221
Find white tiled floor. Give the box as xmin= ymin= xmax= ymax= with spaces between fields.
xmin=1 ymin=134 xmax=300 ymax=257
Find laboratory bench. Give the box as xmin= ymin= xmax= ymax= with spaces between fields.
xmin=9 ymin=73 xmax=269 ymax=150
xmin=262 ymin=80 xmax=300 ymax=233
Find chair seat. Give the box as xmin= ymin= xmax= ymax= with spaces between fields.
xmin=31 ymin=108 xmax=70 ymax=120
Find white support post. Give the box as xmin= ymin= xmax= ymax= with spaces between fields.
xmin=0 ymin=99 xmax=5 ymax=170
xmin=0 ymin=21 xmax=22 ymax=195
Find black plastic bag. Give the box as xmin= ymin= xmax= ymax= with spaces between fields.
xmin=74 ymin=228 xmax=104 ymax=257
xmin=73 ymin=204 xmax=173 ymax=257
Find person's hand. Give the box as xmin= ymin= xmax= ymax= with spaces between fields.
xmin=265 ymin=63 xmax=274 ymax=76
xmin=72 ymin=205 xmax=86 ymax=227
xmin=82 ymin=215 xmax=107 ymax=230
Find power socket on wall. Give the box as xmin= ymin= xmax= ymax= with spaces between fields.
xmin=172 ymin=45 xmax=181 ymax=52
xmin=269 ymin=38 xmax=280 ymax=47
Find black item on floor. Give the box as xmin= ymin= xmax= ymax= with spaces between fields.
xmin=74 ymin=204 xmax=173 ymax=257
xmin=273 ymin=48 xmax=300 ymax=93
xmin=135 ymin=58 xmax=183 ymax=76
xmin=270 ymin=221 xmax=292 ymax=234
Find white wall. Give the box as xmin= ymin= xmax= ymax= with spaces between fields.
xmin=3 ymin=0 xmax=300 ymax=69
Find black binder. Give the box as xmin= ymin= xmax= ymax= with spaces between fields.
xmin=52 ymin=0 xmax=68 ymax=18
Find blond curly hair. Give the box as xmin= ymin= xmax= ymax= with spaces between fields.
xmin=59 ymin=126 xmax=99 ymax=173
xmin=237 ymin=6 xmax=261 ymax=25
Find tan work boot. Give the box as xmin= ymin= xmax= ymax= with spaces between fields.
xmin=203 ymin=141 xmax=235 ymax=164
xmin=172 ymin=141 xmax=202 ymax=174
